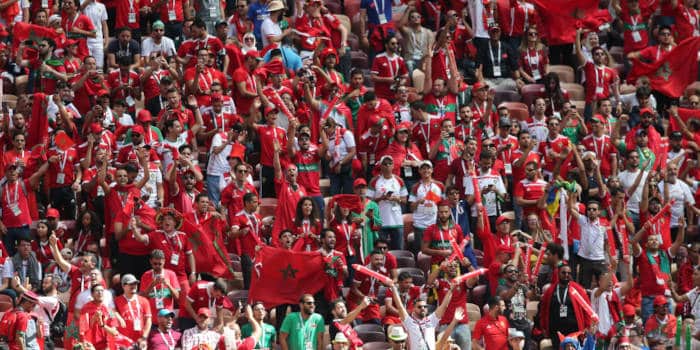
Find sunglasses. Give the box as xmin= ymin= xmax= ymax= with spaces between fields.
xmin=528 ymin=32 xmax=538 ymax=36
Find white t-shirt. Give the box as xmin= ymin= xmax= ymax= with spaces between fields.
xmin=591 ymin=287 xmax=622 ymax=336
xmin=409 ymin=181 xmax=443 ymax=229
xmin=464 ymin=169 xmax=506 ymax=217
xmin=327 ymin=129 xmax=356 ymax=167
xmin=136 ymin=164 xmax=163 ymax=208
xmin=260 ymin=18 xmax=281 ymax=47
xmin=618 ymin=169 xmax=648 ymax=214
xmin=402 ymin=313 xmax=440 ymax=350
xmin=81 ymin=0 xmax=108 ymax=44
xmin=141 ymin=36 xmax=177 ymax=58
xmin=74 ymin=288 xmax=115 ymax=311
xmin=576 ymin=215 xmax=607 ymax=261
xmin=207 ymin=132 xmax=232 ymax=176
xmin=684 ymin=287 xmax=700 ymax=331
xmin=368 ymin=175 xmax=408 ymax=228
xmin=658 ymin=180 xmax=695 ymax=227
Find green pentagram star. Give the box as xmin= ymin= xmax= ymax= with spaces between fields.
xmin=280 ymin=263 xmax=298 ymax=279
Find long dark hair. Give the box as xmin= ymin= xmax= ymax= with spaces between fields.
xmin=294 ymin=197 xmax=320 ymax=227
xmin=76 ymin=210 xmax=103 ymax=238
xmin=543 ymin=72 xmax=566 ymax=112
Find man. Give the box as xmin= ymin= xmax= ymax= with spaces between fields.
xmin=222 ymin=162 xmax=259 ymax=225
xmin=658 ymin=163 xmax=697 ymax=237
xmin=107 ymin=27 xmax=141 ymax=70
xmin=581 ymin=115 xmax=618 ymax=178
xmin=74 ymin=269 xmax=114 ymax=311
xmin=350 ymin=250 xmax=390 ymax=323
xmin=428 ymin=260 xmax=477 ymax=350
xmin=204 ymin=115 xmax=235 ymax=206
xmin=10 ymin=273 xmax=62 ymax=350
xmin=537 ymin=243 xmax=564 ymax=289
xmin=359 ymin=0 xmax=392 ymax=51
xmin=538 ymin=117 xmax=572 ymax=180
xmin=627 ymin=25 xmax=675 ymax=63
xmin=329 ymin=298 xmax=370 ymax=344
xmin=465 ymin=151 xmax=507 ymax=228
xmin=398 ymin=8 xmax=433 ymax=79
xmin=140 ymin=249 xmax=181 ymax=315
xmin=141 ymin=21 xmax=177 ymax=60
xmin=232 ymin=50 xmax=262 ymax=117
xmin=270 ymin=140 xmax=307 ymax=246
xmin=384 ymin=272 xmax=425 ymax=324
xmin=241 ymin=301 xmax=277 ymax=349
xmin=47 ymin=234 xmax=96 ymax=313
xmin=491 ymin=117 xmax=518 ymax=174
xmin=575 ymin=30 xmax=619 ymax=119
xmin=469 ymin=82 xmax=497 ymax=138
xmin=6 ymin=291 xmax=41 ymax=350
xmin=231 ymin=192 xmax=263 ymax=289
xmin=147 ymin=309 xmax=182 ymax=350
xmin=180 ymin=278 xmax=229 ymax=330
xmin=280 ymin=294 xmax=326 ymax=350
xmin=411 ymin=100 xmax=443 ymax=159
xmin=181 ymin=308 xmax=221 ymax=349
xmin=390 ymin=281 xmax=454 ymax=350
xmin=358 ymin=115 xmax=393 ymax=178
xmin=184 ymin=48 xmax=225 ymax=107
xmin=631 ymin=213 xmax=686 ymax=322
xmin=670 ymin=266 xmax=700 ymax=347
xmin=643 ymin=296 xmax=677 ymax=348
xmin=368 ymin=155 xmax=408 ymax=250
xmin=514 ymin=161 xmax=548 ymax=220
xmin=423 ymin=77 xmax=459 ymax=124
xmin=536 ymin=265 xmax=594 ymax=350
xmin=618 ymin=151 xmax=649 ymax=226
xmin=497 ymin=265 xmax=533 ymax=342
xmin=114 ymin=274 xmax=152 ymax=345
xmin=287 ymin=119 xmax=328 ymax=215
xmin=2 ymin=238 xmax=41 ymax=295
xmin=410 ymin=161 xmax=444 ymax=253
xmin=61 ymin=0 xmax=96 ymax=60
xmin=318 ymin=230 xmax=348 ymax=315
xmin=429 ymin=119 xmax=463 ymax=183
xmin=421 ymin=201 xmax=466 ymax=267
xmin=477 ymin=24 xmax=521 ymax=91
xmin=568 ymin=198 xmax=613 ymax=289
xmin=525 ymin=98 xmax=548 ymax=146
xmin=387 ymin=325 xmax=408 ymax=350
xmin=472 ymin=297 xmax=510 ymax=350
xmin=16 ymin=39 xmax=67 ymax=94
xmin=250 ymin=106 xmax=287 ymax=198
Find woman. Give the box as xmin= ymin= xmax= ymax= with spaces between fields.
xmin=313 ymin=48 xmax=345 ymax=95
xmin=540 ymin=73 xmax=570 ymax=117
xmin=518 ymin=26 xmax=549 ymax=84
xmin=241 ymin=32 xmax=257 ymax=54
xmin=377 ymin=122 xmax=423 ymax=192
xmin=260 ymin=0 xmax=292 ymax=49
xmin=68 ymin=210 xmax=102 ymax=256
xmin=524 ymin=213 xmax=552 ymax=245
xmin=63 ymin=40 xmax=82 ymax=81
xmin=80 ymin=284 xmax=124 ymax=350
xmin=32 ymin=220 xmax=62 ymax=266
xmin=329 ymin=202 xmax=361 ymax=270
xmin=292 ymin=197 xmax=322 ymax=251
xmin=560 ymin=105 xmax=588 ymax=144
xmin=430 ymin=28 xmax=454 ymax=82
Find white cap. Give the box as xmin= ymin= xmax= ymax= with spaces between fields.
xmin=332 ymin=332 xmax=349 ymax=343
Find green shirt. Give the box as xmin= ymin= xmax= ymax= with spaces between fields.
xmin=241 ymin=322 xmax=277 ymax=349
xmin=280 ymin=312 xmax=325 ymax=350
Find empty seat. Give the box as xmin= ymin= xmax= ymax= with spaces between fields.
xmin=259 ymin=198 xmax=278 ymax=217
xmin=466 ymin=302 xmax=481 ymax=323
xmin=227 ymin=290 xmax=249 ymax=306
xmin=499 ymin=102 xmax=530 ymax=122
xmin=0 ymin=294 xmax=12 ymax=312
xmin=549 ymin=65 xmax=575 ymax=83
xmin=470 ymin=285 xmax=487 ymax=307
xmin=396 ymin=267 xmax=426 ymax=286
xmin=494 ymin=89 xmax=521 ymax=107
xmin=389 ymin=250 xmax=414 ymax=260
xmin=396 ymin=256 xmax=416 ymax=268
xmin=351 ymin=51 xmax=370 ymax=69
xmin=520 ymin=84 xmax=544 ymax=108
xmin=357 ymin=330 xmax=386 ymax=343
xmin=561 ymin=83 xmax=585 ymax=100
xmin=608 ymin=46 xmax=624 ymax=64
xmin=363 ymin=342 xmax=391 ymax=350
xmin=416 ymin=252 xmax=431 ymax=277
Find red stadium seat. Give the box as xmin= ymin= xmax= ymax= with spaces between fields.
xmin=520 ymin=84 xmax=544 ymax=109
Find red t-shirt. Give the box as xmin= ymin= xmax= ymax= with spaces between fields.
xmin=115 ymin=295 xmax=152 ymax=342
xmin=107 ymin=70 xmax=140 ymax=101
xmin=292 ymin=146 xmax=322 ymax=196
xmin=422 ymin=224 xmax=464 ymax=264
xmin=32 ymin=240 xmax=62 ymax=265
xmin=583 ymin=62 xmax=616 ymax=103
xmin=45 ymin=147 xmax=80 ymax=189
xmin=537 ymin=134 xmax=572 ymax=177
xmin=221 ymin=181 xmax=258 ymax=224
xmin=181 ymin=281 xmax=232 ymax=318
xmin=115 ymin=0 xmax=141 ymax=29
xmin=256 ymin=124 xmax=286 ymax=167
xmin=435 ymin=278 xmax=469 ymax=325
xmin=159 ymin=0 xmax=185 ymax=23
xmin=518 ymin=48 xmax=548 ymax=81
xmin=472 ymin=314 xmax=510 ymax=349
xmin=621 ymin=11 xmax=650 ymax=53
xmin=232 ymin=67 xmax=258 ymax=116
xmin=231 ymin=212 xmax=263 ymax=257
xmin=370 ymin=52 xmax=408 ymax=100
xmin=0 ymin=179 xmax=32 ymax=228
xmin=146 ymin=230 xmax=193 ymax=277
xmin=636 ymin=248 xmax=672 ymax=297
xmin=513 ymin=178 xmax=547 ymax=216
xmin=68 ymin=265 xmax=91 ymax=312
xmin=581 ymin=134 xmax=617 ymax=177
xmin=61 ymin=14 xmax=95 ymax=59
xmin=141 ymin=70 xmax=172 ymax=101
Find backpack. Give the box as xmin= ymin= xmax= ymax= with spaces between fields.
xmin=44 ymin=301 xmax=67 ymax=340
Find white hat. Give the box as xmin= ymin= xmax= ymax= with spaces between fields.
xmin=378 ymin=155 xmax=394 ymax=164
xmin=332 ymin=332 xmax=349 ymax=343
xmin=418 ymin=160 xmax=433 ymax=168
xmin=387 ymin=326 xmax=408 ymax=341
xmin=508 ymin=328 xmax=525 ymax=339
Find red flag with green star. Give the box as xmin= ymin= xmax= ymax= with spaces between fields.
xmin=249 ymin=246 xmax=326 ymax=307
xmin=182 ymin=214 xmax=236 ymax=279
xmin=530 ymin=0 xmax=600 ymax=45
xmin=627 ymin=37 xmax=700 ymax=98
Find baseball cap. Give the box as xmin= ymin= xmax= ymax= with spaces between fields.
xmin=473 ymin=81 xmax=489 ymax=91
xmin=131 ymin=124 xmax=146 ymax=136
xmin=211 ymin=93 xmax=223 ymax=102
xmin=622 ymin=304 xmax=636 ymax=317
xmin=245 ymin=50 xmax=263 ymax=60
xmin=264 ymin=105 xmax=279 ymax=115
xmin=397 ymin=121 xmax=412 ymax=131
xmin=387 ymin=325 xmax=408 ymax=341
xmin=332 ymin=333 xmax=349 ymax=344
xmin=353 ymin=178 xmax=367 ymax=188
xmin=46 ymin=208 xmax=60 ymax=219
xmin=635 ymin=128 xmax=648 ymax=137
xmin=488 ymin=23 xmax=501 ymax=32
xmin=197 ymin=307 xmax=211 ymax=317
xmin=496 ymin=212 xmax=513 ymax=225
xmin=499 ymin=117 xmax=512 ymax=127
xmin=121 ymin=274 xmax=139 ymax=285
xmin=653 ymin=295 xmax=668 ymax=306
xmin=19 ymin=291 xmax=39 ymax=304
xmin=419 ymin=160 xmax=433 ymax=168
xmin=582 ymin=151 xmax=597 ymax=161
xmin=378 ymin=155 xmax=393 ymax=164
xmin=137 ymin=110 xmax=153 ymax=122
xmin=64 ymin=39 xmax=79 ymax=47
xmin=639 ymin=107 xmax=654 ymax=116
xmin=152 ymin=20 xmax=165 ymax=30
xmin=670 ymin=131 xmax=683 ymax=139
xmin=158 ymin=309 xmax=176 ymax=317
xmin=508 ymin=328 xmax=525 ymax=339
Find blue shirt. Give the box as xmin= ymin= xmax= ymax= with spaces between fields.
xmin=247 ymin=1 xmax=269 ymax=40
xmin=263 ymin=46 xmax=303 ymax=72
xmin=360 ymin=0 xmax=392 ymax=27
xmin=451 ymin=200 xmax=478 ymax=267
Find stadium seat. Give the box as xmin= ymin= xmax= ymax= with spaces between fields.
xmin=403 ymin=214 xmax=413 ymax=244
xmin=351 ymin=51 xmax=370 ymax=69
xmin=685 ymin=81 xmax=700 ymax=98
xmin=327 ymin=1 xmax=343 ymax=15
xmin=561 ymin=83 xmax=585 ymax=100
xmin=570 ymin=100 xmax=586 ymax=116
xmin=396 ymin=267 xmax=425 ymax=286
xmin=232 ymin=260 xmax=242 ymax=272
xmin=466 ymin=302 xmax=481 ymax=323
xmin=389 ymin=250 xmax=414 ymax=260
xmin=494 ymin=89 xmax=521 ymax=107
xmin=549 ymin=65 xmax=575 ymax=83
xmin=417 ymin=252 xmax=432 ymax=277
xmin=469 ymin=285 xmax=487 ymax=307
xmin=357 ymin=330 xmax=386 ymax=343
xmin=396 ymin=256 xmax=416 ymax=268
xmin=363 ymin=342 xmax=391 ymax=350
xmin=3 ymin=94 xmax=17 ymax=109
xmin=347 ymin=33 xmax=360 ymax=51
xmin=608 ymin=46 xmax=624 ymax=64
xmin=520 ymin=84 xmax=544 ymax=109
xmin=499 ymin=102 xmax=530 ymax=122
xmin=227 ymin=290 xmax=249 ymax=306
xmin=527 ymin=300 xmax=539 ymax=321
xmin=0 ymin=294 xmax=12 ymax=312
xmin=259 ymin=198 xmax=278 ymax=218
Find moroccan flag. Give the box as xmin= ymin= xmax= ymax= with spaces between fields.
xmin=424 ymin=190 xmax=441 ymax=203
xmin=530 ymin=0 xmax=600 ymax=45
xmin=331 ymin=194 xmax=363 ymax=213
xmin=249 ymin=246 xmax=326 ymax=307
xmin=669 ymin=107 xmax=700 ymax=132
xmin=182 ymin=215 xmax=235 ymax=279
xmin=12 ymin=22 xmax=64 ymax=52
xmin=26 ymin=93 xmax=49 ymax=149
xmin=627 ymin=37 xmax=700 ymax=98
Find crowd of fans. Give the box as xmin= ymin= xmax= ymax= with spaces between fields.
xmin=0 ymin=0 xmax=698 ymax=349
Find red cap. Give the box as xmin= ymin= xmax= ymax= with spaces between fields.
xmin=227 ymin=143 xmax=246 ymax=160
xmin=496 ymin=213 xmax=512 ymax=226
xmin=196 ymin=307 xmax=211 ymax=317
xmin=473 ymin=81 xmax=489 ymax=91
xmin=245 ymin=50 xmax=262 ymax=60
xmin=592 ymin=114 xmax=605 ymax=123
xmin=96 ymin=89 xmax=110 ymax=97
xmin=397 ymin=121 xmax=412 ymax=131
xmin=131 ymin=124 xmax=145 ymax=135
xmin=64 ymin=39 xmax=79 ymax=47
xmin=211 ymin=93 xmax=223 ymax=102
xmin=137 ymin=110 xmax=153 ymax=122
xmin=320 ymin=47 xmax=338 ymax=60
xmin=437 ymin=199 xmax=452 ymax=207
xmin=353 ymin=178 xmax=367 ymax=188
xmin=640 ymin=107 xmax=654 ymax=116
xmin=653 ymin=295 xmax=668 ymax=306
xmin=368 ymin=114 xmax=382 ymax=127
xmin=46 ymin=208 xmax=60 ymax=219
xmin=90 ymin=123 xmax=103 ymax=134
xmin=622 ymin=304 xmax=636 ymax=316
xmin=264 ymin=105 xmax=279 ymax=115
